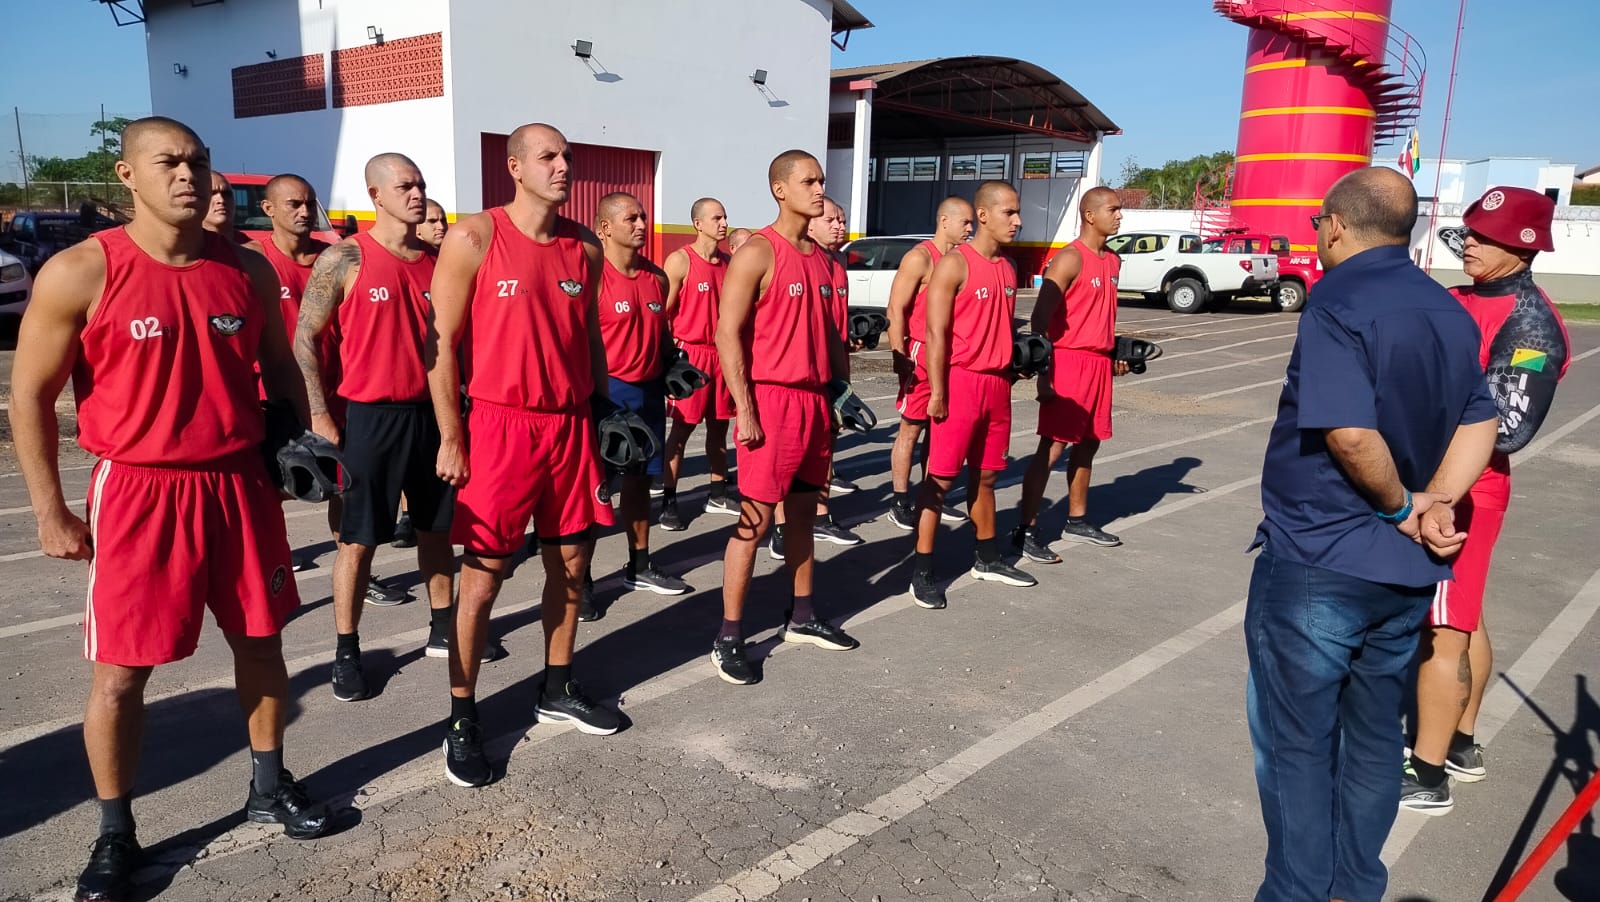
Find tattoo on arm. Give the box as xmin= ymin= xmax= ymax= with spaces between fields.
xmin=295 ymin=242 xmax=359 ymax=416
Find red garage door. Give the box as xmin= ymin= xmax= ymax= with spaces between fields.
xmin=480 ymin=132 xmax=657 ymax=255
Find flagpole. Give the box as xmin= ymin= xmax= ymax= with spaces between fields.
xmin=1424 ymin=0 xmax=1469 ymax=272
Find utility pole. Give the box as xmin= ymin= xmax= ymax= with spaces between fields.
xmin=14 ymin=106 xmax=28 ymax=208
xmin=100 ymin=103 xmax=108 ymax=203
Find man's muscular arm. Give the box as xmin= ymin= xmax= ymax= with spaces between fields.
xmin=238 ymin=246 xmax=311 ymax=426
xmin=923 ymin=252 xmax=968 ymax=422
xmin=1486 ymin=292 xmax=1570 ymax=453
xmin=1032 ymin=247 xmax=1079 ymax=335
xmin=885 ymin=246 xmax=928 ymax=374
xmin=427 ymin=214 xmax=491 ymax=487
xmin=295 ymin=240 xmax=359 ymax=443
xmin=579 ymin=227 xmax=610 ymax=402
xmin=662 ymin=248 xmax=689 ymax=318
xmin=8 ymin=242 xmax=101 ymax=560
xmin=717 ymin=236 xmax=772 ymax=447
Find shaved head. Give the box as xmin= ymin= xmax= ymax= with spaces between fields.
xmin=937 ymin=195 xmax=974 ymax=220
xmin=508 ymin=122 xmax=565 ymax=162
xmin=768 ymin=149 xmax=818 ymax=188
xmin=1322 ymin=166 xmax=1417 ymax=243
xmin=1079 ymin=186 xmax=1118 ymax=217
xmin=595 ymin=191 xmax=640 ymax=228
xmin=265 ymin=173 xmax=314 ymax=201
xmin=974 ymin=179 xmax=1018 ymax=211
xmin=365 ymin=152 xmax=419 ymax=189
xmin=690 ymin=196 xmax=721 ymax=223
xmin=119 ymin=116 xmax=204 ymax=161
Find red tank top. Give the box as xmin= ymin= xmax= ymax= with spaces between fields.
xmin=336 ymin=233 xmax=435 ymax=404
xmin=907 ymin=239 xmax=944 ymax=344
xmin=260 ymin=237 xmax=340 ymax=400
xmin=461 ymin=209 xmax=593 ymax=412
xmin=949 ymin=243 xmax=1017 ymax=375
xmin=1048 ymin=239 xmax=1120 ymax=353
xmin=826 ymin=250 xmax=850 ymax=336
xmin=748 ymin=227 xmax=833 ymax=389
xmin=598 ymin=257 xmax=670 ymax=383
xmin=74 ymin=228 xmax=264 ymax=466
xmin=673 ymin=246 xmax=727 ymax=347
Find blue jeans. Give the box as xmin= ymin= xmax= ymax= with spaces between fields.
xmin=1245 ymin=549 xmax=1431 ymax=902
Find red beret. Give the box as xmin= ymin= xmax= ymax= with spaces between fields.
xmin=1463 ymin=186 xmax=1555 ymax=252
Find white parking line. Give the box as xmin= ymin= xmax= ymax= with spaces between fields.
xmin=1159 ymin=332 xmax=1296 ymax=361
xmin=1123 ymin=352 xmax=1293 ymax=387
xmin=1194 ymin=378 xmax=1286 ymax=401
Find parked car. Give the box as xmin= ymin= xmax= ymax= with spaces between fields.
xmin=1105 ymin=229 xmax=1278 ymax=313
xmin=1 ymin=209 xmax=120 ymax=274
xmin=0 ymin=247 xmax=34 ymax=323
xmin=222 ymin=172 xmax=348 ymax=245
xmin=838 ymin=234 xmax=930 ymax=309
xmin=1200 ymin=229 xmax=1321 ymax=313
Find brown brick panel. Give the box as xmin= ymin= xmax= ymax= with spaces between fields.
xmin=233 ymin=55 xmax=327 ymax=119
xmin=332 ymin=32 xmax=444 ymax=108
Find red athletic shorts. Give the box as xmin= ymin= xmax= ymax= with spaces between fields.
xmin=735 ymin=383 xmax=832 ymax=504
xmin=83 ymin=455 xmax=300 ymax=666
xmin=928 ymin=367 xmax=1012 ymax=478
xmin=1038 ymin=347 xmax=1113 ymax=444
xmin=896 ymin=339 xmax=932 ymax=423
xmin=667 ymin=341 xmax=735 ymax=425
xmin=1429 ymin=491 xmax=1508 ymax=632
xmin=451 ymin=400 xmax=616 ymax=554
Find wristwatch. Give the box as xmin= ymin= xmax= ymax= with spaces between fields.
xmin=1375 ymin=489 xmax=1414 ymax=524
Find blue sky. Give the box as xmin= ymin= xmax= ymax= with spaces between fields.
xmin=5 ymin=1 xmax=1595 ymax=185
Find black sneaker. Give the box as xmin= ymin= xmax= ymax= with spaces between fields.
xmin=829 ymin=476 xmax=859 ymax=496
xmin=425 ymin=627 xmax=494 ymax=662
xmin=1060 ymin=519 xmax=1121 ymax=547
xmin=768 ymin=527 xmax=786 ymax=561
xmin=1011 ymin=526 xmax=1061 ymax=564
xmin=781 ymin=617 xmax=860 ymax=650
xmin=887 ymin=501 xmax=917 ymax=531
xmin=331 ymin=651 xmax=369 ymax=702
xmin=1445 ymin=743 xmax=1487 ymax=783
xmin=659 ymin=498 xmax=686 ymax=532
xmin=1399 ymin=762 xmax=1454 ymax=816
xmin=649 ymin=479 xmax=666 ymax=499
xmin=623 ymin=564 xmax=691 ymax=596
xmin=244 ymin=769 xmax=332 ymax=839
xmin=443 ymin=717 xmax=492 ymax=788
xmin=710 ymin=637 xmax=757 ymax=685
xmin=813 ymin=517 xmax=864 ymax=546
xmin=536 ymin=682 xmax=621 ymax=735
xmin=970 ymin=557 xmax=1038 ymax=587
xmin=391 ymin=513 xmax=417 ymax=549
xmin=940 ymin=505 xmax=968 ymax=524
xmin=705 ymin=488 xmax=740 ymax=516
xmin=578 ymin=576 xmax=601 ymax=622
xmin=910 ymin=570 xmax=947 ymax=610
xmin=75 ymin=831 xmax=140 ymax=902
xmin=290 ymin=554 xmax=311 ymax=573
xmin=363 ymin=576 xmax=412 ymax=606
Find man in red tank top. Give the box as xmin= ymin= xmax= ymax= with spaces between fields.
xmin=589 ymin=191 xmax=691 ymax=604
xmin=203 ymin=170 xmax=250 ymax=245
xmin=1014 ymin=187 xmax=1128 ymax=564
xmin=908 ymin=181 xmax=1037 ymax=609
xmin=1402 ymin=186 xmax=1573 ymax=813
xmin=418 ymin=198 xmax=449 ymax=251
xmin=294 ymin=153 xmax=455 ymax=704
xmin=728 ymin=227 xmax=754 ymax=253
xmin=710 ymin=149 xmax=860 ymax=686
xmin=9 ymin=116 xmax=331 ymax=900
xmin=660 ymin=197 xmax=739 ymax=530
xmin=767 ymin=196 xmax=865 ymax=559
xmin=885 ymin=196 xmax=973 ymax=530
xmin=428 ymin=123 xmax=621 ymax=787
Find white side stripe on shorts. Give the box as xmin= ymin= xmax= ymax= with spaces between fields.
xmin=1432 ymin=579 xmax=1449 ymax=627
xmin=84 ymin=459 xmax=112 ymax=661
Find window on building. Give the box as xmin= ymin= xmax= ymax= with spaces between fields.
xmin=950 ymin=153 xmax=1009 ymax=181
xmin=868 ymin=158 xmax=877 ymax=181
xmin=884 ymin=156 xmax=939 ymax=182
xmin=1021 ymin=153 xmax=1052 ymax=179
xmin=1054 ymin=151 xmax=1086 ymax=177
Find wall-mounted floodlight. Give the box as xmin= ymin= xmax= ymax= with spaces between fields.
xmin=265 ymin=50 xmax=277 ymax=59
xmin=573 ymin=39 xmax=594 ymax=59
xmin=366 ymin=25 xmax=383 ymax=41
xmin=751 ymin=69 xmax=769 ymax=86
xmin=172 ymin=63 xmax=188 ymax=77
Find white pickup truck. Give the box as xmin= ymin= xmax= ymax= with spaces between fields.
xmin=1107 ymin=230 xmax=1278 ymax=313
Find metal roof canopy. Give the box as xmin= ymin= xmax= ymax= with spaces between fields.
xmin=830 ymin=56 xmax=1120 ymax=144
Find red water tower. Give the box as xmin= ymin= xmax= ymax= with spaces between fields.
xmin=1211 ymin=0 xmax=1425 ymax=250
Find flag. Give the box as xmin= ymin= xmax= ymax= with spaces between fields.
xmin=1398 ymin=130 xmax=1421 ymax=179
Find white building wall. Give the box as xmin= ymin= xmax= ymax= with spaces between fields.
xmin=447 ymin=0 xmax=834 ymax=233
xmin=144 ymin=0 xmax=456 ymax=222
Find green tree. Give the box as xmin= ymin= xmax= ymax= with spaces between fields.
xmin=1573 ymin=184 xmax=1600 ymax=206
xmin=1124 ymin=151 xmax=1236 ymax=208
xmin=25 ymin=118 xmax=132 ymax=185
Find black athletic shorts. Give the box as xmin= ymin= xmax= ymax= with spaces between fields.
xmin=339 ymin=400 xmax=453 ymax=546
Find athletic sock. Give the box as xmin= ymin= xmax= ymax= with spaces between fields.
xmin=1409 ymin=754 xmax=1447 ymax=788
xmin=894 ymin=490 xmax=911 ymax=509
xmin=1451 ymin=730 xmax=1476 ymax=751
xmin=914 ymin=551 xmax=935 ymax=577
xmin=544 ymin=664 xmax=572 ymax=700
xmin=975 ymin=537 xmax=1001 ymax=564
xmin=429 ymin=605 xmax=451 ymax=630
xmin=719 ymin=618 xmax=742 ymax=644
xmin=627 ymin=546 xmax=650 ymax=576
xmin=1063 ymin=516 xmax=1085 ymax=526
xmin=662 ymin=485 xmax=677 ymax=503
xmin=708 ymin=480 xmax=727 ymax=500
xmin=789 ymin=594 xmax=815 ymax=626
xmin=450 ymin=694 xmax=478 ymax=726
xmin=335 ymin=632 xmax=360 ymax=658
xmin=98 ymin=795 xmax=134 ymax=836
xmin=250 ymin=748 xmax=283 ymax=795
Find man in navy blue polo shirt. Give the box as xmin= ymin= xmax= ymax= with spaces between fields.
xmin=1246 ymin=167 xmax=1499 ymax=902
